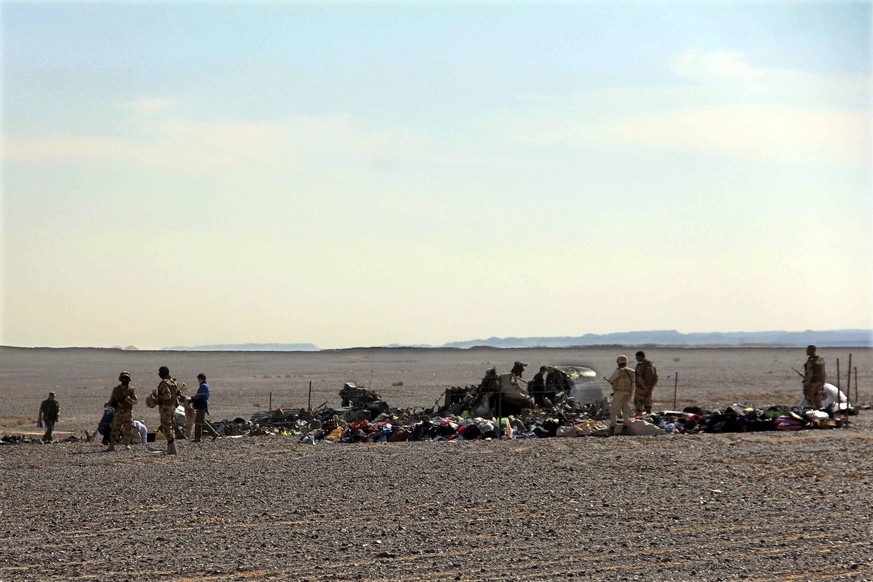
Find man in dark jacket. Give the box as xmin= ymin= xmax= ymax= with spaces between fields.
xmin=529 ymin=366 xmax=551 ymax=407
xmin=98 ymin=405 xmax=115 ymax=445
xmin=37 ymin=392 xmax=60 ymax=442
xmin=192 ymin=373 xmax=220 ymax=442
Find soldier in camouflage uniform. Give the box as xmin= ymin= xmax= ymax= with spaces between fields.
xmin=37 ymin=392 xmax=60 ymax=443
xmin=106 ymin=372 xmax=138 ymax=451
xmin=633 ymin=351 xmax=659 ymax=416
xmin=156 ymin=366 xmax=178 ymax=454
xmin=607 ymin=355 xmax=636 ymax=436
xmin=802 ymin=345 xmax=827 ymax=409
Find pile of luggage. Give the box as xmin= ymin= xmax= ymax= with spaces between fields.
xmin=622 ymin=404 xmax=850 ymax=435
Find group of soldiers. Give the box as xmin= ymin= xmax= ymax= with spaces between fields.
xmin=519 ymin=351 xmax=659 ymax=436
xmin=603 ymin=345 xmax=830 ymax=435
xmin=105 ymin=366 xmax=191 ymax=453
xmin=36 ymin=365 xmax=219 ymax=453
xmin=605 ymin=351 xmax=659 ymax=436
xmin=105 ymin=365 xmax=219 ymax=453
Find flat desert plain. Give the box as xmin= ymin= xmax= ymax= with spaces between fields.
xmin=1 ymin=346 xmax=872 ymax=581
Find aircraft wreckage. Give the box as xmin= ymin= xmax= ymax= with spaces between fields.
xmin=0 ymin=364 xmax=860 ymax=446
xmin=231 ymin=364 xmax=856 ymax=443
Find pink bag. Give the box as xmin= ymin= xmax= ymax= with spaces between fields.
xmin=775 ymin=417 xmax=803 ymax=431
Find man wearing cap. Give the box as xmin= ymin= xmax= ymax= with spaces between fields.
xmin=191 ymin=373 xmax=220 ymax=442
xmin=633 ymin=351 xmax=659 ymax=416
xmin=510 ymin=361 xmax=528 ymax=378
xmin=607 ymin=355 xmax=636 ymax=436
xmin=802 ymin=345 xmax=827 ymax=409
xmin=37 ymin=392 xmax=60 ymax=443
xmin=106 ymin=372 xmax=138 ymax=451
xmin=156 ymin=366 xmax=179 ymax=454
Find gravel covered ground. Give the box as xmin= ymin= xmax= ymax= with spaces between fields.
xmin=2 ymin=347 xmax=872 ymax=580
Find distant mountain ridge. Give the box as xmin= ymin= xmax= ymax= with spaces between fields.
xmin=163 ymin=330 xmax=872 ymax=351
xmin=440 ymin=329 xmax=873 ymax=349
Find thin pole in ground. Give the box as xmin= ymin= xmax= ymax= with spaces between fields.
xmin=854 ymin=366 xmax=859 ymax=406
xmin=843 ymin=353 xmax=852 ymax=428
xmin=308 ymin=381 xmax=313 ymax=412
xmin=847 ymin=353 xmax=852 ymax=404
xmin=843 ymin=352 xmax=852 ymax=428
xmin=498 ymin=386 xmax=503 ymax=438
xmin=673 ymin=371 xmax=679 ymax=410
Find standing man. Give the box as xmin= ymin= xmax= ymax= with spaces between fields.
xmin=634 ymin=351 xmax=659 ymax=416
xmin=37 ymin=392 xmax=60 ymax=443
xmin=106 ymin=371 xmax=137 ymax=451
xmin=529 ymin=366 xmax=547 ymax=406
xmin=156 ymin=366 xmax=179 ymax=454
xmin=802 ymin=345 xmax=827 ymax=409
xmin=180 ymin=395 xmax=196 ymax=440
xmin=191 ymin=373 xmax=220 ymax=442
xmin=607 ymin=355 xmax=636 ymax=436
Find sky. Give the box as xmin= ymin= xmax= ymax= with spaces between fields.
xmin=1 ymin=1 xmax=871 ymax=350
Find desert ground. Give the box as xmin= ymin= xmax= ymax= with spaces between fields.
xmin=1 ymin=346 xmax=872 ymax=580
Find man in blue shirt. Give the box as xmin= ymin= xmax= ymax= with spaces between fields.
xmin=192 ymin=373 xmax=220 ymax=442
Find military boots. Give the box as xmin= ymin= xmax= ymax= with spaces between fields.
xmin=166 ymin=440 xmax=177 ymax=455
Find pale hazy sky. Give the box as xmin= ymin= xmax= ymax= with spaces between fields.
xmin=2 ymin=1 xmax=871 ymax=350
